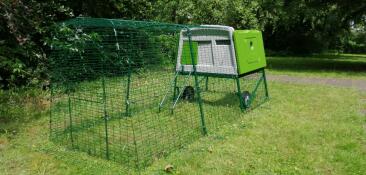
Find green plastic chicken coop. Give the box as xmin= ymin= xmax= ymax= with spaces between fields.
xmin=49 ymin=17 xmax=269 ymax=172
xmin=160 ymin=25 xmax=268 ymax=111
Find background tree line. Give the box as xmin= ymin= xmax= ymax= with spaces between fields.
xmin=0 ymin=0 xmax=365 ymax=89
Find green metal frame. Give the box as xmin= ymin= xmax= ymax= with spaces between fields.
xmin=67 ymin=91 xmax=74 ymax=147
xmin=235 ymin=76 xmax=245 ymax=111
xmin=187 ymin=29 xmax=207 ymax=135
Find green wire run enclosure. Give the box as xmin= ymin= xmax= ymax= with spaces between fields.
xmin=49 ymin=17 xmax=269 ymax=171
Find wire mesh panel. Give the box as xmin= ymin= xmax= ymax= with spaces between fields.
xmin=49 ymin=17 xmax=269 ymax=172
xmin=196 ymin=71 xmax=268 ymax=132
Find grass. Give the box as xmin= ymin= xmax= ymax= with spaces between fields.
xmin=267 ymin=53 xmax=366 ymax=79
xmin=1 ymin=81 xmax=365 ymax=174
xmin=144 ymin=83 xmax=366 ymax=175
xmin=1 ymin=54 xmax=365 ymax=174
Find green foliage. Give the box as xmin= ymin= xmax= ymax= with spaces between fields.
xmin=0 ymin=0 xmax=73 ymax=89
xmin=343 ymin=25 xmax=366 ymax=53
xmin=48 ymin=24 xmax=103 ymax=84
xmin=62 ymin=0 xmax=155 ymax=19
xmin=225 ymin=0 xmax=260 ymax=29
xmin=0 ymin=0 xmax=365 ymax=88
xmin=154 ymin=0 xmax=260 ymax=28
xmin=250 ymin=0 xmax=366 ymax=54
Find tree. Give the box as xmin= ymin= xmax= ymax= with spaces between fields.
xmin=0 ymin=0 xmax=73 ymax=89
xmin=258 ymin=0 xmax=366 ymax=54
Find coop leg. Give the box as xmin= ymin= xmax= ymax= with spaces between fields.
xmin=101 ymin=78 xmax=110 ymax=160
xmin=67 ymin=93 xmax=74 ymax=147
xmin=262 ymin=68 xmax=269 ymax=98
xmin=235 ymin=77 xmax=245 ymax=111
xmin=124 ymin=69 xmax=132 ymax=117
xmin=205 ymin=76 xmax=209 ymax=91
xmin=247 ymin=70 xmax=266 ymax=108
xmin=124 ymin=34 xmax=133 ymax=117
xmin=173 ymin=74 xmax=178 ymax=101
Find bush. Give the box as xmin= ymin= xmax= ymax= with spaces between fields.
xmin=0 ymin=88 xmax=48 ymax=133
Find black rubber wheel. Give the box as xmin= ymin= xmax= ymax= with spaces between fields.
xmin=241 ymin=91 xmax=251 ymax=108
xmin=182 ymin=86 xmax=195 ymax=101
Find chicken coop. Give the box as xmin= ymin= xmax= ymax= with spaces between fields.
xmin=49 ymin=17 xmax=269 ymax=172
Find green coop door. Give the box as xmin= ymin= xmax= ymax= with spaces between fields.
xmin=181 ymin=41 xmax=198 ymax=65
xmin=234 ymin=30 xmax=266 ymax=75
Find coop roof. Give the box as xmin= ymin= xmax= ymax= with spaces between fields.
xmin=61 ymin=17 xmax=232 ymax=33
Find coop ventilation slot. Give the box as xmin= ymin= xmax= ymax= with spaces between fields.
xmin=216 ymin=40 xmax=231 ymax=45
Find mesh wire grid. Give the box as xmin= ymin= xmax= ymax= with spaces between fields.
xmin=49 ymin=17 xmax=269 ymax=172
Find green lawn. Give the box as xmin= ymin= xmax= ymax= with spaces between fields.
xmin=267 ymin=54 xmax=366 ymax=79
xmin=1 ymin=54 xmax=365 ymax=174
xmin=1 ymin=81 xmax=365 ymax=174
xmin=144 ymin=83 xmax=366 ymax=175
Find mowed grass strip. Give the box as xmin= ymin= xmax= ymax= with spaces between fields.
xmin=267 ymin=54 xmax=366 ymax=78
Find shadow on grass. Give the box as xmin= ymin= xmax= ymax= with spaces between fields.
xmin=201 ymin=93 xmax=239 ymax=107
xmin=267 ymin=54 xmax=366 ymax=74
